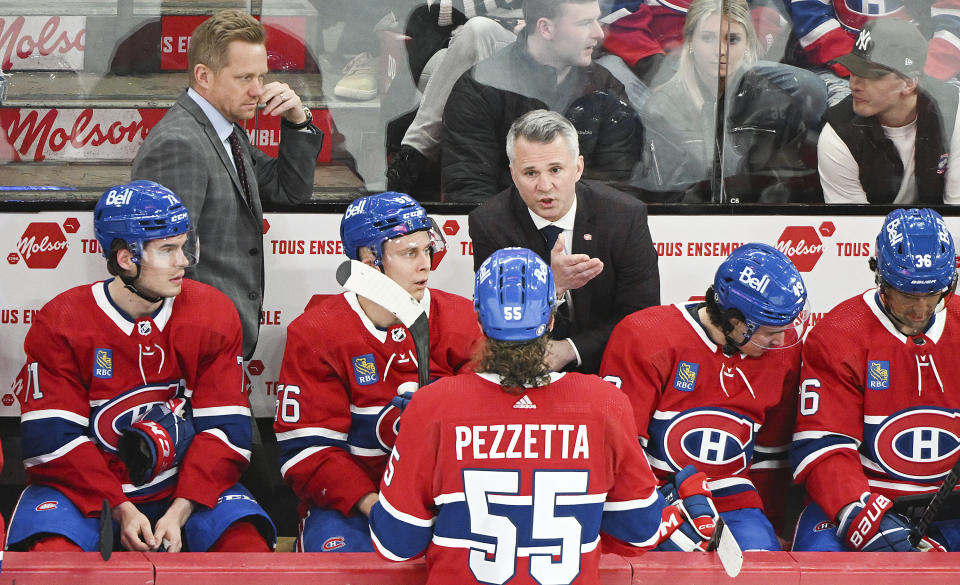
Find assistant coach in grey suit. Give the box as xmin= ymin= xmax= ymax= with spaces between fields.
xmin=469 ymin=109 xmax=659 ymax=374
xmin=132 ymin=10 xmax=323 ymax=359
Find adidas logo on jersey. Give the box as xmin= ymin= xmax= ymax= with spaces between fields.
xmin=513 ymin=395 xmax=536 ymax=409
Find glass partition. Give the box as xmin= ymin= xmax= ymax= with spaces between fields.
xmin=0 ymin=0 xmax=955 ymax=205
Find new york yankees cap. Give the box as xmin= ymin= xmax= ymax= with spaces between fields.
xmin=833 ymin=18 xmax=927 ymax=79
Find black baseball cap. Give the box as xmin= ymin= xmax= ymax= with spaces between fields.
xmin=833 ymin=18 xmax=927 ymax=79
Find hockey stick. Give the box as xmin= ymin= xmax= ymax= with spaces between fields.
xmin=706 ymin=517 xmax=743 ymax=577
xmin=336 ymin=260 xmax=430 ymax=388
xmin=99 ymin=498 xmax=113 ymax=561
xmin=909 ymin=451 xmax=960 ymax=547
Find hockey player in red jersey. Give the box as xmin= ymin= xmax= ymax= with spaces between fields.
xmin=8 ymin=181 xmax=274 ymax=553
xmin=600 ymin=242 xmax=810 ymax=550
xmin=370 ymin=247 xmax=723 ymax=584
xmin=792 ymin=208 xmax=960 ymax=552
xmin=275 ymin=192 xmax=484 ymax=552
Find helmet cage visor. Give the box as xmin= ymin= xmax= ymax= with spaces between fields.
xmin=376 ymin=216 xmax=447 ymax=270
xmin=133 ymin=228 xmax=199 ymax=269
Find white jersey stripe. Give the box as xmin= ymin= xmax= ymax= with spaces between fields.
xmin=280 ymin=445 xmax=330 ymax=477
xmin=201 ymin=428 xmax=251 ymax=461
xmin=20 ymin=409 xmax=89 ymax=427
xmin=23 ymin=436 xmax=90 ymax=468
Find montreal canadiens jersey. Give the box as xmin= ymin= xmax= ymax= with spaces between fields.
xmin=15 ymin=279 xmax=250 ymax=516
xmin=789 ymin=1 xmax=960 ymax=80
xmin=275 ymin=288 xmax=483 ymax=517
xmin=603 ymin=1 xmax=788 ymax=66
xmin=792 ymin=290 xmax=960 ymax=519
xmin=369 ymin=372 xmax=665 ymax=585
xmin=599 ymin=303 xmax=800 ymax=518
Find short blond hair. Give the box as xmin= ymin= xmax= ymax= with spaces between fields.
xmin=188 ymin=9 xmax=265 ymax=85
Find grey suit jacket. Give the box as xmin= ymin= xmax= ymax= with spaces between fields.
xmin=468 ymin=180 xmax=660 ymax=373
xmin=132 ymin=90 xmax=324 ymax=359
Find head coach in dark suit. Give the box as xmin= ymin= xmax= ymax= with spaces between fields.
xmin=132 ymin=10 xmax=324 ymax=359
xmin=469 ymin=109 xmax=660 ymax=374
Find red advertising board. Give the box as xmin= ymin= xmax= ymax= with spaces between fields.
xmin=160 ymin=15 xmax=307 ymax=72
xmin=0 ymin=107 xmax=332 ymax=163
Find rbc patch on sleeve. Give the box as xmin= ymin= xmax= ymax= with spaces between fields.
xmin=866 ymin=360 xmax=890 ymax=390
xmin=352 ymin=354 xmax=379 ymax=386
xmin=673 ymin=361 xmax=698 ymax=392
xmin=94 ymin=348 xmax=113 ymax=379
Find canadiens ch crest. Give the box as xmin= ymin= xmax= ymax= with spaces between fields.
xmin=352 ymin=354 xmax=379 ymax=386
xmin=94 ymin=348 xmax=113 ymax=379
xmin=673 ymin=361 xmax=698 ymax=392
xmin=867 ymin=360 xmax=890 ymax=390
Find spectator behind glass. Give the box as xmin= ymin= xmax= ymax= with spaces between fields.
xmin=441 ymin=0 xmax=640 ymax=203
xmin=789 ymin=1 xmax=960 ymax=106
xmin=818 ymin=18 xmax=960 ymax=205
xmin=632 ymin=0 xmax=826 ymax=203
xmin=385 ymin=2 xmax=523 ymax=199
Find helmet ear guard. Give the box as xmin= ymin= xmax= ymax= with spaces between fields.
xmin=474 ymin=247 xmax=555 ymax=342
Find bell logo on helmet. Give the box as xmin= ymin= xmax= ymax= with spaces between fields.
xmin=478 ymin=264 xmax=491 ymax=284
xmin=738 ymin=266 xmax=770 ymax=294
xmin=104 ymin=188 xmax=133 ymax=207
xmin=344 ymin=199 xmax=366 ymax=220
xmin=886 ymin=217 xmax=904 ymax=246
xmin=533 ymin=264 xmax=548 ymax=284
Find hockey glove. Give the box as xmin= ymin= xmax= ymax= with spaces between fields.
xmin=118 ymin=398 xmax=195 ymax=486
xmin=654 ymin=465 xmax=719 ymax=552
xmin=836 ymin=492 xmax=942 ymax=552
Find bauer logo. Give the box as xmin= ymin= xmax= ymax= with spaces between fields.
xmin=673 ymin=361 xmax=698 ymax=392
xmin=94 ymin=348 xmax=113 ymax=379
xmin=352 ymin=354 xmax=378 ymax=386
xmin=867 ymin=360 xmax=890 ymax=390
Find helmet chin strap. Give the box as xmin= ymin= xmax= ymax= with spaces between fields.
xmin=876 ymin=289 xmax=932 ymax=336
xmin=120 ymin=263 xmax=163 ymax=304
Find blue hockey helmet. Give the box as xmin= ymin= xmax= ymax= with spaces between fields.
xmin=713 ymin=242 xmax=809 ymax=345
xmin=94 ymin=180 xmax=193 ymax=264
xmin=475 ymin=247 xmax=556 ymax=342
xmin=340 ymin=192 xmax=445 ymax=267
xmin=875 ymin=208 xmax=957 ymax=295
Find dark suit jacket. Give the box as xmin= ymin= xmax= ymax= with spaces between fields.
xmin=132 ymin=90 xmax=324 ymax=359
xmin=468 ymin=180 xmax=660 ymax=373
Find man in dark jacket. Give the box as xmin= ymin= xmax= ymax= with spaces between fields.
xmin=442 ymin=0 xmax=639 ymax=203
xmin=469 ymin=110 xmax=659 ymax=374
xmin=818 ymin=18 xmax=959 ymax=204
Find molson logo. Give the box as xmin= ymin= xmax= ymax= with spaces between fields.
xmin=0 ymin=16 xmax=85 ymax=70
xmin=16 ymin=222 xmax=68 ymax=269
xmin=1 ymin=108 xmax=165 ymax=162
xmin=776 ymin=226 xmax=824 ymax=272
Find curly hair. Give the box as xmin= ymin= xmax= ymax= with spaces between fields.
xmin=477 ymin=335 xmax=552 ymax=394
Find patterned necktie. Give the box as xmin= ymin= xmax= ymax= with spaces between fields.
xmin=540 ymin=224 xmax=563 ymax=252
xmin=228 ymin=129 xmax=252 ymax=207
